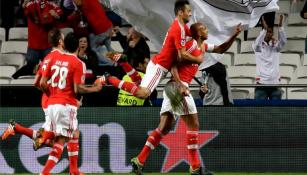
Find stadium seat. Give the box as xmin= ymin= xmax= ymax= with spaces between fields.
xmin=231 ymin=88 xmax=251 ymax=99
xmin=285 ymin=26 xmax=307 ymax=39
xmin=110 ymin=41 xmax=123 ymax=52
xmin=229 ymin=78 xmax=254 ymax=85
xmin=146 ymin=40 xmax=159 ymax=53
xmin=219 ymin=53 xmax=232 ymax=68
xmin=234 ymin=54 xmax=256 ymax=66
xmin=0 ymin=41 xmax=28 ymax=54
xmin=0 ymin=78 xmax=10 ymax=84
xmin=282 ymin=40 xmax=305 ymax=55
xmin=280 ymin=66 xmax=295 ymax=83
xmin=303 ymin=54 xmax=307 ymax=66
xmin=296 ymin=66 xmax=307 ymax=78
xmin=8 ymin=27 xmax=28 ymax=40
xmin=288 ymin=88 xmax=307 ymax=99
xmin=287 ymin=78 xmax=307 ymax=99
xmin=0 ymin=27 xmax=5 ymax=43
xmin=247 ymin=27 xmax=262 ymax=40
xmin=0 ymin=53 xmax=25 ymax=68
xmin=280 ymin=53 xmax=301 ymax=68
xmin=10 ymin=78 xmax=35 ymax=85
xmin=0 ymin=65 xmax=16 ymax=78
xmin=225 ymin=40 xmax=239 ymax=54
xmin=288 ymin=13 xmax=307 ymax=26
xmin=277 ymin=0 xmax=290 ymax=15
xmin=60 ymin=27 xmax=74 ymax=36
xmin=227 ymin=66 xmax=256 ymax=80
xmin=240 ymin=41 xmax=254 ymax=53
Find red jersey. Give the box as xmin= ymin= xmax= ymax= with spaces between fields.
xmin=42 ymin=52 xmax=86 ymax=107
xmin=81 ymin=0 xmax=113 ymax=35
xmin=177 ymin=40 xmax=209 ymax=84
xmin=152 ymin=19 xmax=190 ymax=70
xmin=24 ymin=0 xmax=62 ymax=50
xmin=38 ymin=49 xmax=65 ymax=108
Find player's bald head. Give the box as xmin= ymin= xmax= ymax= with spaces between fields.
xmin=190 ymin=22 xmax=204 ymax=39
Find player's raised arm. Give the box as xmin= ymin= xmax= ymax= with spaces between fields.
xmin=212 ymin=23 xmax=242 ymax=54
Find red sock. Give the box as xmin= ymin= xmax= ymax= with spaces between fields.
xmin=187 ymin=129 xmax=200 ymax=170
xmin=119 ymin=62 xmax=142 ymax=84
xmin=42 ymin=131 xmax=55 ymax=143
xmin=108 ymin=76 xmax=140 ymax=95
xmin=67 ymin=137 xmax=79 ymax=175
xmin=137 ymin=128 xmax=163 ymax=164
xmin=15 ymin=123 xmax=34 ymax=139
xmin=42 ymin=142 xmax=64 ymax=174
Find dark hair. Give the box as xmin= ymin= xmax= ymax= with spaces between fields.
xmin=190 ymin=22 xmax=202 ymax=40
xmin=64 ymin=32 xmax=79 ymax=53
xmin=174 ymin=0 xmax=190 ymax=15
xmin=48 ymin=28 xmax=62 ymax=47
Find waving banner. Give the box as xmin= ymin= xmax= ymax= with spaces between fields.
xmin=109 ymin=0 xmax=279 ymax=67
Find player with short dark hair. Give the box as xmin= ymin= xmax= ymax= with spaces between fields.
xmin=39 ymin=32 xmax=102 ymax=175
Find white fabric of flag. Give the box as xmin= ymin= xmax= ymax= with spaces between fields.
xmin=109 ymin=0 xmax=279 ymax=69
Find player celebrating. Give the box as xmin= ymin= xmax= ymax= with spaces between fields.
xmin=39 ymin=32 xmax=102 ymax=175
xmin=1 ymin=28 xmax=66 ymax=150
xmin=104 ymin=0 xmax=202 ymax=98
xmin=130 ymin=22 xmax=242 ymax=175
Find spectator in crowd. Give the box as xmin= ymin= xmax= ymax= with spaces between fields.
xmin=112 ymin=25 xmax=150 ymax=67
xmin=199 ymin=72 xmax=233 ymax=105
xmin=301 ymin=0 xmax=307 ymax=19
xmin=12 ymin=0 xmax=63 ymax=79
xmin=252 ymin=15 xmax=286 ymax=100
xmin=78 ymin=36 xmax=100 ymax=84
xmin=72 ymin=0 xmax=114 ymax=65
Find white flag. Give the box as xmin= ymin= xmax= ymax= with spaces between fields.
xmin=109 ymin=0 xmax=279 ymax=68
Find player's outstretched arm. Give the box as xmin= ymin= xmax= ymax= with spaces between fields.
xmin=213 ymin=23 xmax=242 ymax=54
xmin=74 ymin=83 xmax=102 ymax=94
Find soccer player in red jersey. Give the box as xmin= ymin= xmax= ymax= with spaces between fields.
xmin=39 ymin=32 xmax=102 ymax=175
xmin=1 ymin=29 xmax=65 ymax=149
xmin=104 ymin=0 xmax=202 ymax=99
xmin=130 ymin=22 xmax=242 ymax=175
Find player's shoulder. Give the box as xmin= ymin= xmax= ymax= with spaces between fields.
xmin=64 ymin=52 xmax=84 ymax=66
xmin=186 ymin=38 xmax=198 ymax=52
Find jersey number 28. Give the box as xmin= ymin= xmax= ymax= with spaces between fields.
xmin=51 ymin=65 xmax=68 ymax=89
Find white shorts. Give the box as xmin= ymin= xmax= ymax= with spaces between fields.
xmin=160 ymin=87 xmax=197 ymax=119
xmin=140 ymin=60 xmax=168 ymax=93
xmin=44 ymin=104 xmax=78 ymax=138
xmin=42 ymin=108 xmax=50 ymax=130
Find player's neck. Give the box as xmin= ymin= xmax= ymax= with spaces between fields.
xmin=176 ymin=17 xmax=185 ymax=26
